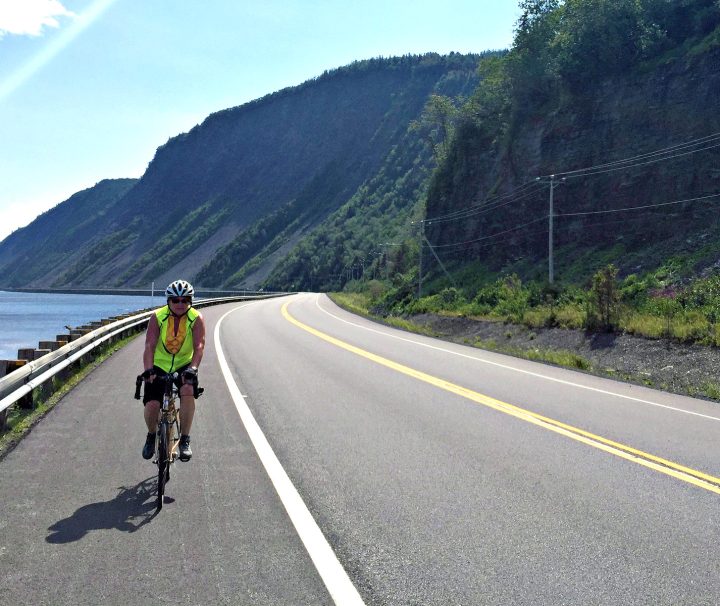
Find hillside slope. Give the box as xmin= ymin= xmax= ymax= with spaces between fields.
xmin=0 ymin=54 xmax=481 ymax=289
xmin=0 ymin=179 xmax=137 ymax=286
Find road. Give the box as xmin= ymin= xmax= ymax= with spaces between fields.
xmin=2 ymin=293 xmax=720 ymax=605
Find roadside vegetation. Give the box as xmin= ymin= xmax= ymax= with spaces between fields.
xmin=329 ymin=254 xmax=720 ymax=403
xmin=330 ymin=258 xmax=720 ymax=405
xmin=335 ymin=260 xmax=720 ymax=347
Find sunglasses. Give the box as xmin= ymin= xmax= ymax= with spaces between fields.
xmin=169 ymin=297 xmax=192 ymax=304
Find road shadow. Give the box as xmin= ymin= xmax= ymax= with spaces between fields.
xmin=46 ymin=477 xmax=162 ymax=544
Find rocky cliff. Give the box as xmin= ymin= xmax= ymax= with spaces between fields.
xmin=426 ymin=41 xmax=720 ymax=286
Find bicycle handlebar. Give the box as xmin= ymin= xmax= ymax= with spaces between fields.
xmin=133 ymin=371 xmax=204 ymax=400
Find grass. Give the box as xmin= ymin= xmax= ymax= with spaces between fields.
xmin=329 ymin=290 xmax=720 ymax=401
xmin=471 ymin=337 xmax=591 ymax=371
xmin=329 ymin=292 xmax=438 ymax=337
xmin=330 ymin=292 xmax=593 ymax=373
xmin=328 ymin=292 xmax=373 ymax=317
xmin=621 ymin=311 xmax=720 ymax=345
xmin=0 ymin=332 xmax=141 ymax=459
xmin=519 ymin=304 xmax=585 ymax=330
xmin=698 ymin=382 xmax=720 ymax=400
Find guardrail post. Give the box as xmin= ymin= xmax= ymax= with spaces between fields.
xmin=39 ymin=341 xmax=62 ymax=352
xmin=2 ymin=359 xmax=32 ymax=410
xmin=18 ymin=347 xmax=50 ymax=362
xmin=17 ymin=348 xmax=35 ymax=362
xmin=0 ymin=361 xmax=8 ymax=429
xmin=56 ymin=334 xmax=71 ymax=347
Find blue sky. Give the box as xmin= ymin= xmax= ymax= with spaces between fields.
xmin=0 ymin=0 xmax=521 ymax=241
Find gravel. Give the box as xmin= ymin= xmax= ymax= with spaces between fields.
xmin=409 ymin=313 xmax=720 ymax=402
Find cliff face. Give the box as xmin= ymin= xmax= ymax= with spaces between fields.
xmin=0 ymin=54 xmax=481 ymax=289
xmin=426 ymin=45 xmax=720 ymax=283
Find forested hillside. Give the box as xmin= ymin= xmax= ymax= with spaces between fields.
xmin=254 ymin=0 xmax=720 ymax=297
xmin=195 ymin=56 xmax=483 ymax=289
xmin=422 ymin=0 xmax=720 ymax=290
xmin=0 ymin=54 xmax=482 ymax=289
xmin=0 ymin=179 xmax=137 ymax=285
xmin=3 ymin=1 xmax=719 ymax=297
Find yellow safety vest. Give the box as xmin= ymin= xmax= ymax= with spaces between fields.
xmin=153 ymin=306 xmax=199 ymax=372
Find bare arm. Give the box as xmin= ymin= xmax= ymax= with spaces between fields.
xmin=143 ymin=315 xmax=160 ymax=371
xmin=190 ymin=313 xmax=206 ymax=369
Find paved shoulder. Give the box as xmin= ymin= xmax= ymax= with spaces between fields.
xmin=0 ymin=300 xmax=332 ymax=606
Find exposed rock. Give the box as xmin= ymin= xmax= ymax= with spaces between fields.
xmin=411 ymin=313 xmax=720 ymax=401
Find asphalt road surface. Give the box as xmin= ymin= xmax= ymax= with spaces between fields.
xmin=2 ymin=293 xmax=720 ymax=605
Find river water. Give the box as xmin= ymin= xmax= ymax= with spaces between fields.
xmin=0 ymin=291 xmax=160 ymax=360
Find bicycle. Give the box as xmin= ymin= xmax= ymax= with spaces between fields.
xmin=134 ymin=370 xmax=203 ymax=510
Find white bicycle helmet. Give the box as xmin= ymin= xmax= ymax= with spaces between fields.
xmin=165 ymin=279 xmax=195 ymax=299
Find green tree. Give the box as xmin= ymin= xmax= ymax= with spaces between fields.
xmin=586 ymin=264 xmax=621 ymax=332
xmin=410 ymin=94 xmax=460 ymax=163
xmin=552 ymin=0 xmax=647 ymax=87
xmin=463 ymin=56 xmax=511 ymax=134
xmin=506 ymin=0 xmax=562 ymax=111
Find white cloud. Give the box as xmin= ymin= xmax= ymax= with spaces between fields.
xmin=0 ymin=0 xmax=75 ymax=38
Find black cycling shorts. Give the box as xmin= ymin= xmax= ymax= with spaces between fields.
xmin=142 ymin=364 xmax=197 ymax=405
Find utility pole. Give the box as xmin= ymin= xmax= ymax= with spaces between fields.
xmin=417 ymin=220 xmax=424 ymax=299
xmin=536 ymin=174 xmax=565 ymax=284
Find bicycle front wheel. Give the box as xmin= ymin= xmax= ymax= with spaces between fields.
xmin=156 ymin=422 xmax=169 ymax=510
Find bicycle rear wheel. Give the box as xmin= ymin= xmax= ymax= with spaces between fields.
xmin=156 ymin=422 xmax=169 ymax=510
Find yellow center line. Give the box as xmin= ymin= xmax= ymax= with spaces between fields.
xmin=281 ymin=301 xmax=720 ymax=495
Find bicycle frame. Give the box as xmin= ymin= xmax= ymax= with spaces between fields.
xmin=135 ymin=371 xmax=181 ymax=510
xmin=134 ymin=370 xmax=203 ymax=510
xmin=155 ymin=373 xmax=180 ymax=510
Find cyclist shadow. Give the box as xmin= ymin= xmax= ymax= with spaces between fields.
xmin=46 ymin=477 xmax=164 ymax=544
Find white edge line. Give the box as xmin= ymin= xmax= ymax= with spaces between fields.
xmin=214 ymin=304 xmax=366 ymax=606
xmin=314 ymin=294 xmax=720 ymax=423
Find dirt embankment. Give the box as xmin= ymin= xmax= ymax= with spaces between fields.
xmin=410 ymin=313 xmax=720 ymax=401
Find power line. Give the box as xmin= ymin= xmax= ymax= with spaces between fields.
xmin=427 ymin=182 xmax=545 ymax=225
xmin=419 ymin=132 xmax=720 ymax=286
xmin=544 ymin=132 xmax=720 ymax=180
xmin=425 ymin=191 xmax=720 ymax=252
xmin=424 ymin=180 xmax=543 ymax=224
xmin=557 ymin=191 xmax=720 ymax=217
xmin=565 ymin=142 xmax=720 ymax=180
xmin=429 ymin=224 xmax=552 ymax=260
xmin=429 ymin=216 xmax=547 ymax=250
xmin=429 ymin=132 xmax=720 ymax=226
xmin=428 ymin=131 xmax=720 ymax=225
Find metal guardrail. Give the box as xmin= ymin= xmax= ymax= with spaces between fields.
xmin=0 ymin=293 xmax=288 ymax=416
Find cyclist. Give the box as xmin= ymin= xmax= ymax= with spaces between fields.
xmin=141 ymin=279 xmax=206 ymax=462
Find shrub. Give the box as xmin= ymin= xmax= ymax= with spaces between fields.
xmin=367 ymin=279 xmax=387 ymax=300
xmin=473 ymin=274 xmax=530 ymax=322
xmin=585 ymin=264 xmax=620 ymax=332
xmin=522 ymin=306 xmax=553 ymax=328
xmin=439 ymin=287 xmax=464 ymax=306
xmin=553 ymin=303 xmax=584 ymax=329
